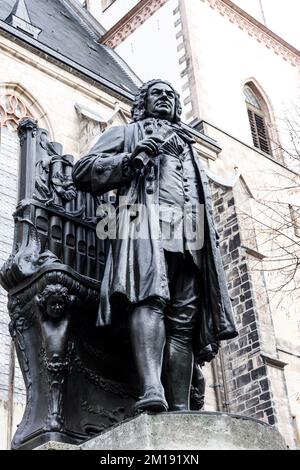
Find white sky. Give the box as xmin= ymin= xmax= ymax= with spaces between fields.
xmin=232 ymin=0 xmax=300 ymax=50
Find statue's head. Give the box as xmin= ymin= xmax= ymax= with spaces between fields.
xmin=37 ymin=284 xmax=71 ymax=319
xmin=131 ymin=79 xmax=182 ymax=123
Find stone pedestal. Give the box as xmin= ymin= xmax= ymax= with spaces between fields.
xmin=36 ymin=411 xmax=287 ymax=450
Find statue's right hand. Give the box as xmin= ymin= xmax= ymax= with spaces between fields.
xmin=131 ymin=136 xmax=164 ymax=159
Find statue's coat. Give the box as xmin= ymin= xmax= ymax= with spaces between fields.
xmin=73 ymin=121 xmax=238 ymax=357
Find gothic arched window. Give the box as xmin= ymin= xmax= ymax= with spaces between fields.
xmin=244 ymin=85 xmax=272 ymax=155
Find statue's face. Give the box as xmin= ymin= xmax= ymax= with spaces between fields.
xmin=146 ymin=82 xmax=176 ymax=121
xmin=46 ymin=295 xmax=65 ymax=318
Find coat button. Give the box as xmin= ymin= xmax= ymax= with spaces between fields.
xmin=176 ymin=164 xmax=182 ymax=171
xmin=185 ymin=196 xmax=190 ymax=202
xmin=146 ymin=188 xmax=154 ymax=194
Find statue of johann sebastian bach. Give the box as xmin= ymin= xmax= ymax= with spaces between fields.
xmin=73 ymin=80 xmax=238 ymax=413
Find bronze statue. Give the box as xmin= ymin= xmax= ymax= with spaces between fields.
xmin=73 ymin=80 xmax=238 ymax=413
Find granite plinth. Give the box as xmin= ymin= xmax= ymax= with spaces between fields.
xmin=35 ymin=412 xmax=287 ymax=450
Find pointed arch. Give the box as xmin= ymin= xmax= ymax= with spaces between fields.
xmin=0 ymin=83 xmax=53 ymax=137
xmin=242 ymin=78 xmax=281 ymax=160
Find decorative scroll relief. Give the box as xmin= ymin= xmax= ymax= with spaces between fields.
xmin=0 ymin=94 xmax=33 ymax=131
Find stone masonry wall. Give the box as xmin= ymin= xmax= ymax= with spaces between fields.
xmin=211 ymin=181 xmax=278 ymax=425
xmin=0 ymin=127 xmax=26 ymax=449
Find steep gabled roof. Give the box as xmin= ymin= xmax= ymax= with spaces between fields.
xmin=0 ymin=0 xmax=140 ymax=98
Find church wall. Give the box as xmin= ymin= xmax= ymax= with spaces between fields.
xmin=0 ymin=0 xmax=299 ymax=449
xmin=0 ymin=35 xmax=132 ymax=157
xmin=203 ymin=124 xmax=300 ymax=447
xmin=277 ymin=345 xmax=300 ymax=447
xmin=205 ymin=122 xmax=300 ymax=350
xmin=180 ymin=0 xmax=300 ymax=152
xmin=0 ymin=126 xmax=21 ymax=449
xmin=209 ymin=179 xmax=296 ymax=448
xmin=104 ymin=0 xmax=299 ymax=154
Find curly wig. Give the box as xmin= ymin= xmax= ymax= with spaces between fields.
xmin=131 ymin=79 xmax=182 ymax=123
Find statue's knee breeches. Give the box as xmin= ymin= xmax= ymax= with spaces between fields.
xmin=133 ymin=296 xmax=166 ymax=317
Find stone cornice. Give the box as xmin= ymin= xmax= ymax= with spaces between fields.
xmin=99 ymin=0 xmax=168 ymax=48
xmin=201 ymin=0 xmax=300 ymax=67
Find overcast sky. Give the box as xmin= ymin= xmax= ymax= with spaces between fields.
xmin=232 ymin=0 xmax=300 ymax=50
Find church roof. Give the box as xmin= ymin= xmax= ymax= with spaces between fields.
xmin=5 ymin=0 xmax=32 ymax=24
xmin=0 ymin=0 xmax=140 ymax=98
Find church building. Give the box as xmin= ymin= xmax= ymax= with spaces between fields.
xmin=0 ymin=0 xmax=299 ymax=449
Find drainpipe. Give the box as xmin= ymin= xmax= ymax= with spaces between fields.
xmin=219 ymin=347 xmax=231 ymax=413
xmin=211 ymin=358 xmax=223 ymax=411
